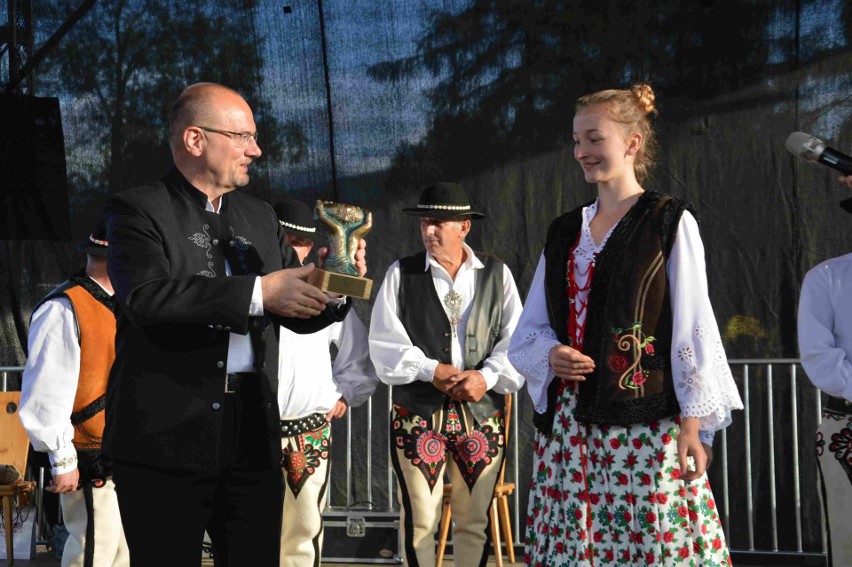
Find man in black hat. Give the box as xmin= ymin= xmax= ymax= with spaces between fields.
xmin=20 ymin=219 xmax=130 ymax=566
xmin=368 ymin=182 xmax=524 ymax=567
xmin=797 ymin=179 xmax=852 ymax=566
xmin=272 ymin=198 xmax=378 ymax=567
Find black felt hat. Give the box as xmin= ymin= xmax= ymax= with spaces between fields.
xmin=273 ymin=198 xmax=319 ymax=241
xmin=402 ymin=182 xmax=484 ymax=219
xmin=78 ymin=218 xmax=109 ymax=257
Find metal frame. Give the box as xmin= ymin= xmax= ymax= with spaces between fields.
xmin=4 ymin=0 xmax=98 ymax=94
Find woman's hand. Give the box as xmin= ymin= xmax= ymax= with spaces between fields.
xmin=549 ymin=345 xmax=595 ymax=381
xmin=678 ymin=417 xmax=708 ymax=482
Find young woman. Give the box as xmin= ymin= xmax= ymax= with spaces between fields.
xmin=508 ymin=84 xmax=743 ymax=566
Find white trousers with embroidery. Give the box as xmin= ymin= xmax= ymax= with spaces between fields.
xmin=279 ymin=422 xmax=331 ymax=567
xmin=390 ymin=401 xmax=504 ymax=567
xmin=817 ymin=411 xmax=852 ymax=567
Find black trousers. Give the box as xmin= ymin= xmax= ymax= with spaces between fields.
xmin=113 ymin=379 xmax=283 ymax=566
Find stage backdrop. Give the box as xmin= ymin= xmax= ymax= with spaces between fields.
xmin=1 ymin=0 xmax=850 ymax=555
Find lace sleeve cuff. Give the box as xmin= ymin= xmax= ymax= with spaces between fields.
xmin=509 ymin=328 xmax=561 ymax=413
xmin=673 ymin=334 xmax=744 ymax=432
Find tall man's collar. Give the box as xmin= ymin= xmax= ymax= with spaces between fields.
xmin=165 ymin=168 xmax=230 ymax=212
xmin=424 ymin=242 xmax=484 ymax=272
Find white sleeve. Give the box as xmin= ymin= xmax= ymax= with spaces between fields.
xmin=798 ymin=264 xmax=852 ymax=400
xmin=331 ymin=311 xmax=380 ymax=407
xmin=368 ymin=262 xmax=438 ymax=385
xmin=667 ymin=212 xmax=744 ymax=431
xmin=508 ymin=253 xmax=562 ymax=413
xmin=477 ymin=264 xmax=525 ymax=394
xmin=19 ymin=298 xmax=80 ymax=475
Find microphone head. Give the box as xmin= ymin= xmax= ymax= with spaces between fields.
xmin=785 ymin=131 xmax=825 ymax=161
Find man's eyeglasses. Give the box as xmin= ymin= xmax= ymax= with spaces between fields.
xmin=196 ymin=126 xmax=258 ymax=148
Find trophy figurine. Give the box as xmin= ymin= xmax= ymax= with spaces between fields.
xmin=308 ymin=200 xmax=373 ymax=299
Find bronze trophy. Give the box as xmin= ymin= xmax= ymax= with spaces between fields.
xmin=308 ymin=200 xmax=373 ymax=299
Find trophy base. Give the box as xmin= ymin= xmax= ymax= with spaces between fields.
xmin=308 ymin=269 xmax=373 ymax=300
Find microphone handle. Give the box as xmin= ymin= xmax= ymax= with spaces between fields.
xmin=818 ymin=147 xmax=852 ymax=175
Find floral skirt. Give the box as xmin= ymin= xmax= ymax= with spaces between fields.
xmin=525 ymin=383 xmax=731 ymax=566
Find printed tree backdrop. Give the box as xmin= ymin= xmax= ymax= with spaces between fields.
xmin=1 ymin=0 xmax=850 ymax=555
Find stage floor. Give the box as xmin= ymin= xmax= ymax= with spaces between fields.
xmin=11 ymin=549 xmax=802 ymax=567
xmin=13 ymin=547 xmax=494 ymax=566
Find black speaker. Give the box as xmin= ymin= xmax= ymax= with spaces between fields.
xmin=0 ymin=93 xmax=71 ymax=240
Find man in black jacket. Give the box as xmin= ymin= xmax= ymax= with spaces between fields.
xmin=104 ymin=83 xmax=365 ymax=566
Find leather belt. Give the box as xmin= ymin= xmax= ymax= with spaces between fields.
xmin=825 ymin=395 xmax=852 ymax=415
xmin=225 ymin=372 xmax=256 ymax=394
xmin=280 ymin=413 xmax=326 ymax=437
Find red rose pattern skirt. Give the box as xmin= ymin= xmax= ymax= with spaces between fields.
xmin=525 ymin=383 xmax=732 ymax=566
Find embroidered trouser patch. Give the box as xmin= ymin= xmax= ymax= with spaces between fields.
xmin=281 ymin=421 xmax=331 ymax=498
xmin=391 ymin=401 xmax=503 ymax=489
xmin=390 ymin=400 xmax=505 ymax=567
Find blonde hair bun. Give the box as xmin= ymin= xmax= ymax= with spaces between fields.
xmin=631 ymin=83 xmax=656 ymax=115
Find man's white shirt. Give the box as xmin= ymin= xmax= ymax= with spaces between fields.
xmin=369 ymin=242 xmax=524 ymax=393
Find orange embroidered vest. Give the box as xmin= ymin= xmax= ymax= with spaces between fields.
xmin=63 ymin=285 xmax=115 ymax=450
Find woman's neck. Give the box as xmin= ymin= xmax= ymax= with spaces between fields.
xmin=596 ymin=177 xmax=644 ymax=215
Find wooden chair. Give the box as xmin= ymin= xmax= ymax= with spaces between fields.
xmin=436 ymin=393 xmax=516 ymax=567
xmin=0 ymin=392 xmax=36 ymax=566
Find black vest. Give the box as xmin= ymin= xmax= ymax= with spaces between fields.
xmin=534 ymin=192 xmax=691 ymax=433
xmin=395 ymin=251 xmax=505 ymax=423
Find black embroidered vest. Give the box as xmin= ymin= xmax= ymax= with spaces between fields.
xmin=395 ymin=251 xmax=505 ymax=423
xmin=534 ymin=191 xmax=690 ymax=433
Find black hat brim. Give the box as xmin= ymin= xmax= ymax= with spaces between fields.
xmin=279 ymin=222 xmax=321 ymax=241
xmin=78 ymin=243 xmax=108 ymax=257
xmin=402 ymin=207 xmax=484 ymax=219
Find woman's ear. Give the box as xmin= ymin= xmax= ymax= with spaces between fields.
xmin=626 ymin=132 xmax=643 ymax=156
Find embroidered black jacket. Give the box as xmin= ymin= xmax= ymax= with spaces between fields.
xmin=534 ymin=191 xmax=691 ymax=433
xmin=104 ymin=169 xmax=348 ymax=470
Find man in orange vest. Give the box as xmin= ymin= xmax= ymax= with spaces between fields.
xmin=20 ymin=219 xmax=129 ymax=567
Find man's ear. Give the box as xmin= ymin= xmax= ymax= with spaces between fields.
xmin=183 ymin=127 xmax=205 ymax=157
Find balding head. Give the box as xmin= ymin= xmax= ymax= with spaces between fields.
xmin=168 ymin=82 xmax=262 ymax=200
xmin=169 ymin=83 xmax=247 ymax=151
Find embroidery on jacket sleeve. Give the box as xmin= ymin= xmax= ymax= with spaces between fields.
xmin=188 ymin=224 xmax=216 ymax=277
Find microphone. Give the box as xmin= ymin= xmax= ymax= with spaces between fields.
xmin=785 ymin=132 xmax=852 ymax=175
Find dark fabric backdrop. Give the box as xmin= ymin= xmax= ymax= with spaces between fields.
xmin=1 ymin=0 xmax=850 ymax=554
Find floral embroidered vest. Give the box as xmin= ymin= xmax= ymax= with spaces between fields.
xmin=37 ymin=271 xmax=116 ymax=479
xmin=395 ymin=251 xmax=505 ymax=423
xmin=536 ymin=191 xmax=691 ymax=432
